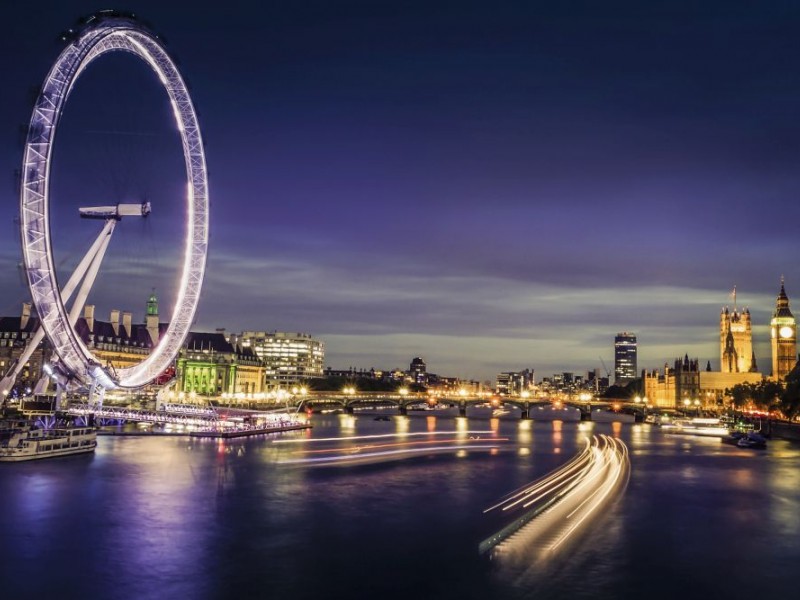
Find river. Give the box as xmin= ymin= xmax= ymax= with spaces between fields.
xmin=1 ymin=412 xmax=799 ymax=599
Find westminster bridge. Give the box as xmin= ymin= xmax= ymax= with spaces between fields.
xmin=291 ymin=391 xmax=642 ymax=420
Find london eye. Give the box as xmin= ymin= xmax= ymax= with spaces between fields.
xmin=18 ymin=11 xmax=209 ymax=393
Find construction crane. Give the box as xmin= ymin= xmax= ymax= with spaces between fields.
xmin=599 ymin=357 xmax=611 ymax=379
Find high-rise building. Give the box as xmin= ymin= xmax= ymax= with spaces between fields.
xmin=719 ymin=288 xmax=754 ymax=373
xmin=614 ymin=333 xmax=637 ymax=385
xmin=234 ymin=331 xmax=324 ymax=389
xmin=770 ymin=278 xmax=797 ymax=380
xmin=495 ymin=368 xmax=534 ymax=396
xmin=408 ymin=357 xmax=427 ymax=384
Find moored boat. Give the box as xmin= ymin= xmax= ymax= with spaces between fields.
xmin=735 ymin=431 xmax=768 ymax=449
xmin=660 ymin=417 xmax=729 ymax=437
xmin=0 ymin=423 xmax=97 ymax=462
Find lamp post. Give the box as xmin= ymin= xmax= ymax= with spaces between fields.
xmin=642 ymin=396 xmax=648 ymax=420
xmin=694 ymin=398 xmax=701 ymax=416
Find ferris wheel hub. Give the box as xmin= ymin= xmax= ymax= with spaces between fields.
xmin=79 ymin=202 xmax=152 ymax=220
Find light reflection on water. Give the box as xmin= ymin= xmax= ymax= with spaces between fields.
xmin=0 ymin=415 xmax=799 ymax=599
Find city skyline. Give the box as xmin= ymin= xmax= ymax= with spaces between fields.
xmin=2 ymin=1 xmax=800 ymax=381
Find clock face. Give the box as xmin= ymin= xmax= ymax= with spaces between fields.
xmin=779 ymin=326 xmax=794 ymax=339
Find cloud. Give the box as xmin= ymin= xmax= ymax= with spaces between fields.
xmin=189 ymin=248 xmax=783 ymax=380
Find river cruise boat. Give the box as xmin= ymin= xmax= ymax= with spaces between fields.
xmin=0 ymin=422 xmax=97 ymax=462
xmin=660 ymin=417 xmax=729 ymax=438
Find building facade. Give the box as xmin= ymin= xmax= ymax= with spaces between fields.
xmin=614 ymin=333 xmax=637 ymax=385
xmin=234 ymin=331 xmax=324 ymax=389
xmin=409 ymin=357 xmax=427 ymax=384
xmin=644 ymin=355 xmax=763 ymax=409
xmin=719 ymin=292 xmax=754 ymax=373
xmin=0 ymin=304 xmax=48 ymax=395
xmin=175 ymin=332 xmax=264 ymax=397
xmin=771 ymin=279 xmax=797 ymax=380
xmin=495 ymin=369 xmax=535 ymax=396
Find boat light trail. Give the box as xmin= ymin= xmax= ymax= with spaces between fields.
xmin=278 ymin=444 xmax=504 ymax=465
xmin=479 ymin=435 xmax=630 ymax=561
xmin=296 ymin=437 xmax=510 ymax=455
xmin=272 ymin=431 xmax=495 ymax=444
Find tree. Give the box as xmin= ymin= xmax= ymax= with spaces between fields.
xmin=726 ymin=380 xmax=784 ymax=411
xmin=602 ymin=380 xmax=640 ymax=399
xmin=780 ymin=379 xmax=800 ymax=420
xmin=780 ymin=363 xmax=800 ymax=419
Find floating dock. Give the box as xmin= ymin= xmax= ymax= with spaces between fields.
xmin=189 ymin=423 xmax=311 ymax=438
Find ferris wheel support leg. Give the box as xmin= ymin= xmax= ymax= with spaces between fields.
xmin=88 ymin=378 xmax=106 ymax=409
xmin=0 ymin=220 xmax=118 ymax=396
xmin=54 ymin=383 xmax=65 ymax=412
xmin=66 ymin=220 xmax=116 ymax=327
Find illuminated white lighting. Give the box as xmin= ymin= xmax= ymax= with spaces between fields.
xmin=272 ymin=430 xmax=495 ymax=444
xmin=19 ymin=17 xmax=209 ymax=391
xmin=482 ymin=435 xmax=630 ymax=560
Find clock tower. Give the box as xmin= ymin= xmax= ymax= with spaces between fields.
xmin=770 ymin=278 xmax=797 ymax=380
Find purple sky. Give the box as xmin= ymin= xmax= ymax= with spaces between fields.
xmin=2 ymin=0 xmax=800 ymax=381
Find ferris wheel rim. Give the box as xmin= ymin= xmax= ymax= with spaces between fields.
xmin=19 ymin=15 xmax=209 ymax=390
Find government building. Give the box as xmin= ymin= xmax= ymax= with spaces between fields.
xmin=644 ymin=281 xmax=797 ymax=409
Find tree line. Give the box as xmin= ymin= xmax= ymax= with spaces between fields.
xmin=726 ymin=372 xmax=800 ymax=420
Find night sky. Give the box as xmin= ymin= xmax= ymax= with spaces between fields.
xmin=2 ymin=0 xmax=800 ymax=381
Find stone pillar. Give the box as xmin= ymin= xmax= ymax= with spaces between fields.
xmin=110 ymin=309 xmax=120 ymax=336
xmin=122 ymin=312 xmax=132 ymax=338
xmin=520 ymin=402 xmax=530 ymax=420
xmin=84 ymin=305 xmax=95 ymax=332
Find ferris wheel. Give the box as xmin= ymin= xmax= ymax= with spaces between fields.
xmin=18 ymin=11 xmax=209 ymax=393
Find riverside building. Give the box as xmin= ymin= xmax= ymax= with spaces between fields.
xmin=174 ymin=332 xmax=264 ymax=397
xmin=719 ymin=288 xmax=755 ymax=373
xmin=233 ymin=331 xmax=324 ymax=389
xmin=770 ymin=279 xmax=797 ymax=380
xmin=495 ymin=369 xmax=534 ymax=396
xmin=614 ymin=333 xmax=637 ymax=385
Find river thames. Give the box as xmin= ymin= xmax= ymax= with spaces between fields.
xmin=1 ymin=412 xmax=799 ymax=599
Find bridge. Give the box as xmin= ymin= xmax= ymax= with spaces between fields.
xmin=65 ymin=403 xmax=305 ymax=430
xmin=297 ymin=392 xmax=640 ymax=420
xmin=58 ymin=393 xmax=646 ymax=425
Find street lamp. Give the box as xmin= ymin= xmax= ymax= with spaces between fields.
xmin=642 ymin=397 xmax=649 ymax=419
xmin=683 ymin=398 xmax=690 ymax=414
xmin=694 ymin=398 xmax=701 ymax=416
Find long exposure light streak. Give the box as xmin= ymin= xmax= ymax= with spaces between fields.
xmin=294 ymin=437 xmax=510 ymax=455
xmin=484 ymin=439 xmax=593 ymax=513
xmin=272 ymin=431 xmax=495 ymax=444
xmin=279 ymin=444 xmax=504 ymax=466
xmin=479 ymin=435 xmax=630 ymax=561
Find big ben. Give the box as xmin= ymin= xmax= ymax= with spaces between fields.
xmin=771 ymin=278 xmax=797 ymax=380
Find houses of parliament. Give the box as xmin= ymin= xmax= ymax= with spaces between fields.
xmin=645 ymin=280 xmax=797 ymax=409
